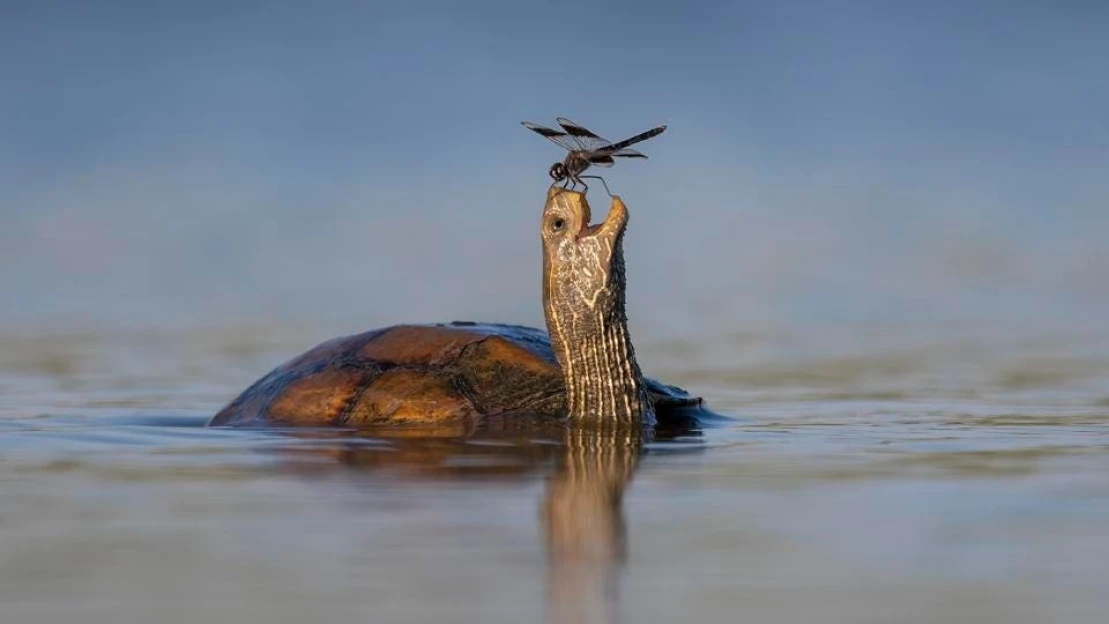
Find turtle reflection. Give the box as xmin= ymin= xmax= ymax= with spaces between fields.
xmin=264 ymin=422 xmax=700 ymax=624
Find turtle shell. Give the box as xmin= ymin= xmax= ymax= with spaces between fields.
xmin=209 ymin=321 xmax=707 ymax=429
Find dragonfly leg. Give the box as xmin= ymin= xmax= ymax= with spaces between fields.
xmin=579 ymin=175 xmax=611 ymax=197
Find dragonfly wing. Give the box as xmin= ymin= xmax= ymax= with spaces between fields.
xmin=522 ymin=121 xmax=580 ymax=152
xmin=556 ymin=117 xmax=613 ymax=152
xmin=589 ymin=155 xmax=615 ymax=167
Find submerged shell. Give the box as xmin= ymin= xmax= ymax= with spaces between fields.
xmin=209 ymin=321 xmax=705 ymax=429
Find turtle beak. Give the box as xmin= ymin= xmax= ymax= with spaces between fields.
xmin=592 ymin=195 xmax=628 ymax=240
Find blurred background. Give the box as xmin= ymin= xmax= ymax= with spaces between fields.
xmin=4 ymin=4 xmax=1109 ymax=623
xmin=3 ymin=0 xmax=1106 ymax=337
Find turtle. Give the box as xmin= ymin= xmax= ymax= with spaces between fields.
xmin=209 ymin=187 xmax=722 ymax=431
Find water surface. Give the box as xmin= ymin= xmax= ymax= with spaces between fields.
xmin=2 ymin=323 xmax=1107 ymax=623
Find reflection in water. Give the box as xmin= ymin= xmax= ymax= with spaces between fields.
xmin=263 ymin=423 xmax=679 ymax=624
xmin=543 ymin=427 xmax=643 ymax=624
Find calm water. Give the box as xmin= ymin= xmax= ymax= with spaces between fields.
xmin=2 ymin=322 xmax=1108 ymax=623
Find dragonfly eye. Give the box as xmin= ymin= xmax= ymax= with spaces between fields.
xmin=549 ymin=163 xmax=565 ymax=181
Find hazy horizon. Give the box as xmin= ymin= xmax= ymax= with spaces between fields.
xmin=3 ymin=1 xmax=1107 ymax=335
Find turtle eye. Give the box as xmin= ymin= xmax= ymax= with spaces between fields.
xmin=551 ymin=218 xmax=566 ymax=232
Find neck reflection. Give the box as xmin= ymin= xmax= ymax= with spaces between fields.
xmin=543 ymin=426 xmax=645 ymax=624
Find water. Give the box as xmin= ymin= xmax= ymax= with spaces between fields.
xmin=2 ymin=323 xmax=1108 ymax=623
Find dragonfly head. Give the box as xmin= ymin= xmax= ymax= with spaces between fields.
xmin=549 ymin=162 xmax=567 ymax=182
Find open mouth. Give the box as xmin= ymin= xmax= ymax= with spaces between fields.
xmin=578 ymin=195 xmax=627 ymax=240
xmin=552 ymin=188 xmax=628 ymax=240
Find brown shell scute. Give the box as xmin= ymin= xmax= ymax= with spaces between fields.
xmin=343 ymin=369 xmax=477 ymax=425
xmin=454 ymin=335 xmax=563 ymax=415
xmin=267 ymin=368 xmax=373 ymax=426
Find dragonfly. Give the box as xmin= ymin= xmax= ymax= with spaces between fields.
xmin=521 ymin=117 xmax=666 ymax=194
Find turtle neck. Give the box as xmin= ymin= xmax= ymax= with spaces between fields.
xmin=541 ymin=192 xmax=654 ymax=426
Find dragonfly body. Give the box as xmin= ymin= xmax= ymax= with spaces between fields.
xmin=523 ymin=118 xmax=666 ymax=193
xmin=552 ymin=151 xmax=593 ymax=184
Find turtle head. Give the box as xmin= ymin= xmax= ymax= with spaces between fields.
xmin=540 ymin=187 xmax=629 ymax=314
xmin=540 ymin=187 xmax=650 ymax=425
